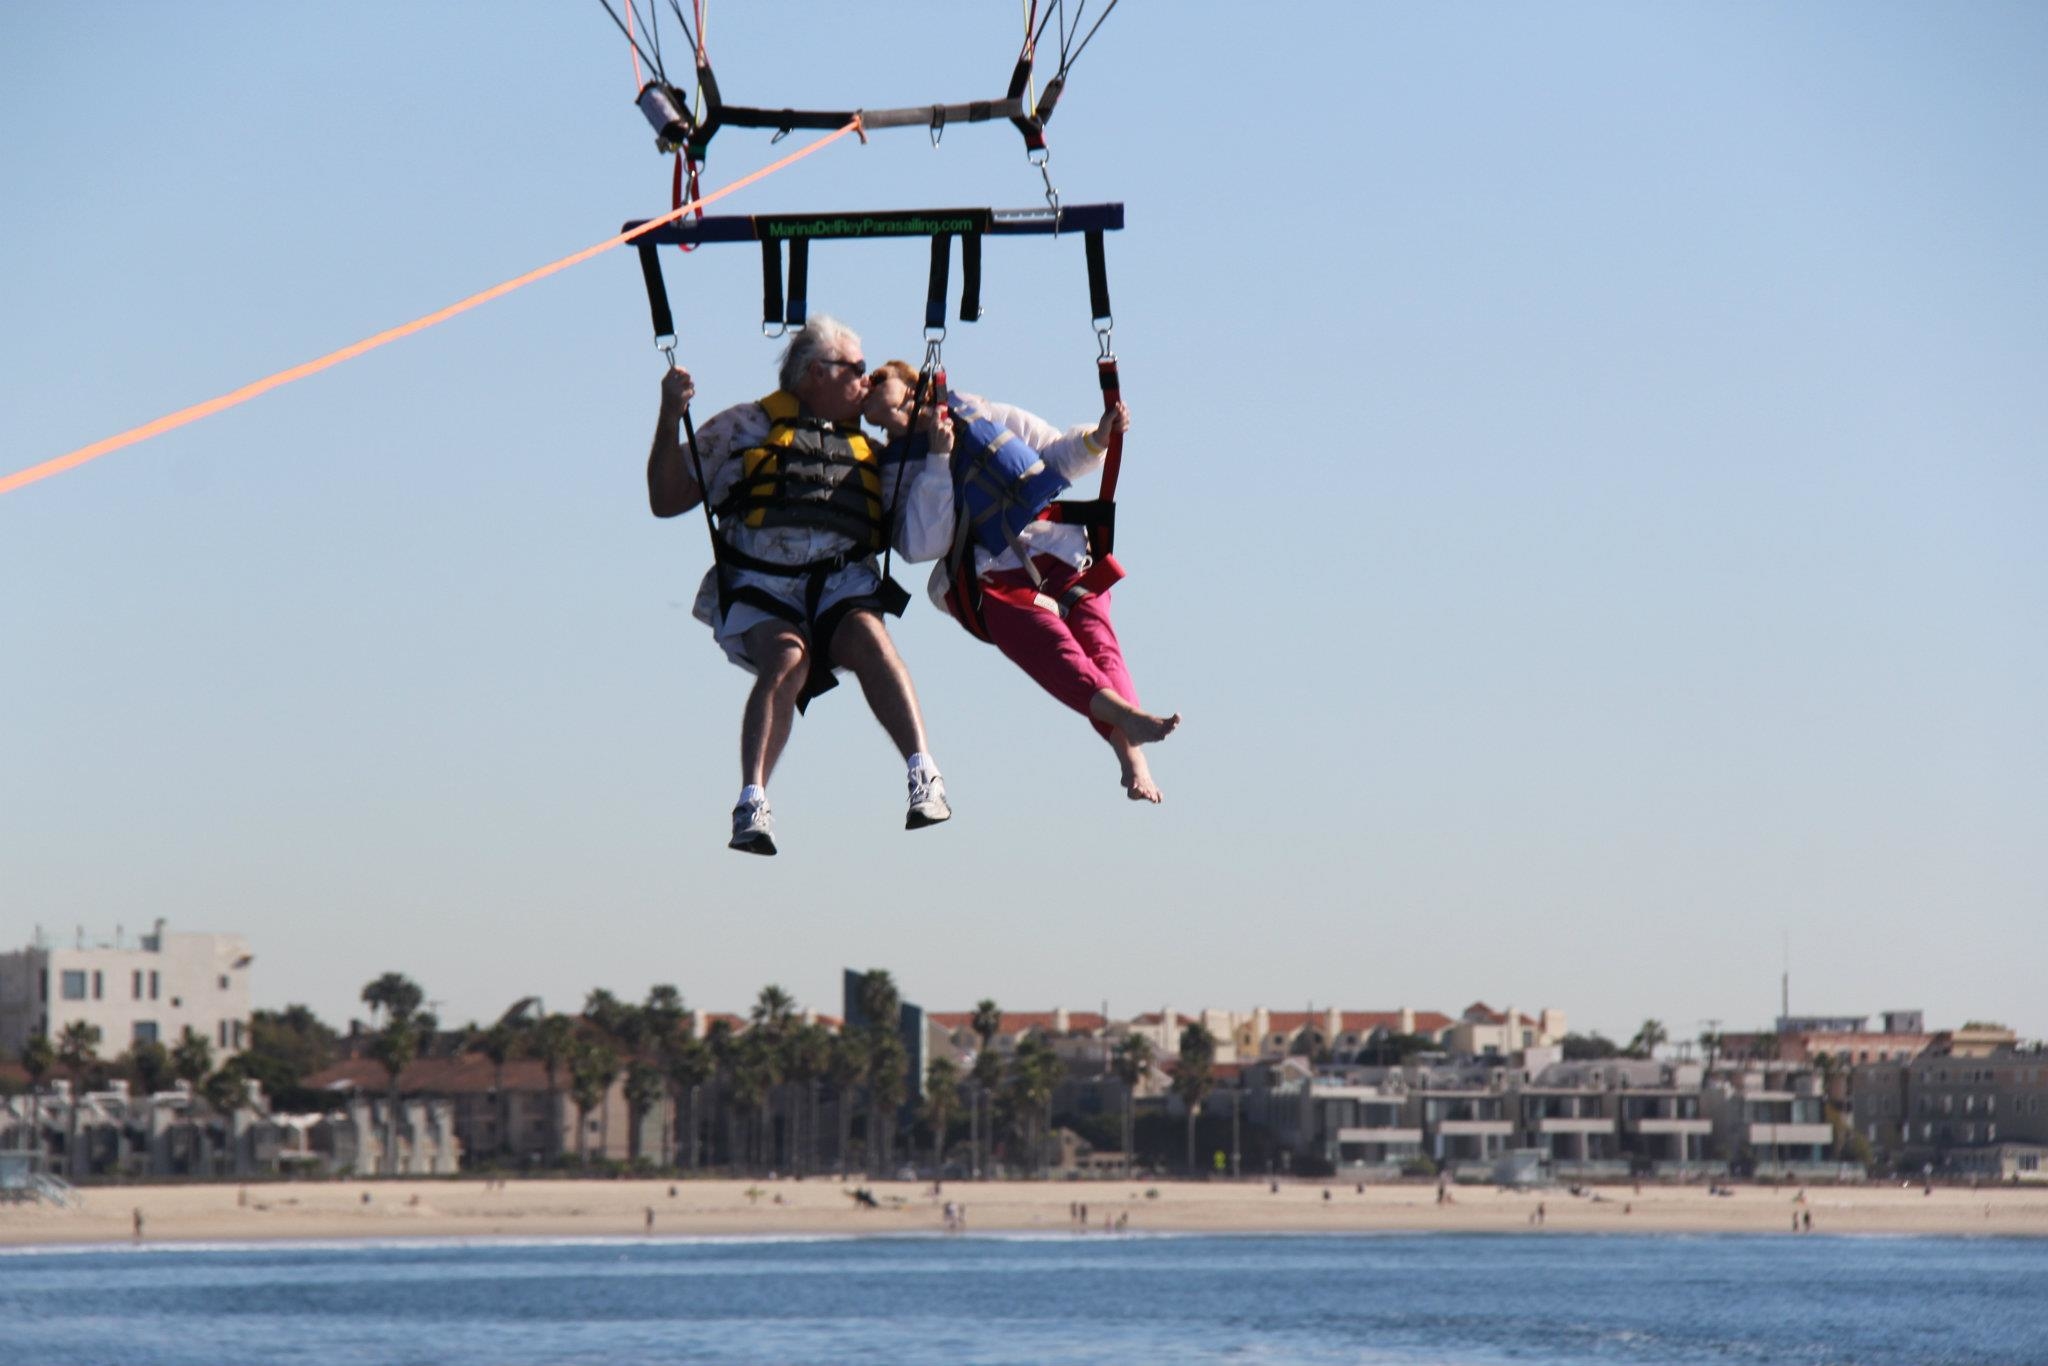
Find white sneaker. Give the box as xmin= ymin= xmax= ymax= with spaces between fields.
xmin=729 ymin=796 xmax=776 ymax=855
xmin=906 ymin=768 xmax=951 ymax=830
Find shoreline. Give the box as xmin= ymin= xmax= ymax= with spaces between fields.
xmin=6 ymin=1177 xmax=2048 ymax=1247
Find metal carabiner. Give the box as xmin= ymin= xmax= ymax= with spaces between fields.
xmin=1030 ymin=146 xmax=1062 ymax=233
xmin=1093 ymin=321 xmax=1115 ymax=361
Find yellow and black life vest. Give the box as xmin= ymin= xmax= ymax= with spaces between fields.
xmin=715 ymin=391 xmax=886 ymax=552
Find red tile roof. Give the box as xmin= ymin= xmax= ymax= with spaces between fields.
xmin=928 ymin=1011 xmax=1108 ymax=1035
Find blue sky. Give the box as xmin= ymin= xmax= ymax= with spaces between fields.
xmin=4 ymin=3 xmax=2043 ymax=1044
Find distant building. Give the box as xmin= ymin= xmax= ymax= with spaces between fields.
xmin=1853 ymin=1043 xmax=2048 ymax=1178
xmin=0 ymin=920 xmax=252 ymax=1059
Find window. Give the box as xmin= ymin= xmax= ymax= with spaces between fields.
xmin=133 ymin=970 xmax=144 ymax=999
xmin=218 ymin=974 xmax=230 ymax=990
xmin=61 ymin=970 xmax=87 ymax=1000
xmin=93 ymin=970 xmax=103 ymax=1000
xmin=149 ymin=971 xmax=160 ymax=1000
xmin=218 ymin=1020 xmax=229 ymax=1048
xmin=132 ymin=1021 xmax=159 ymax=1045
xmin=39 ymin=970 xmax=49 ymax=1001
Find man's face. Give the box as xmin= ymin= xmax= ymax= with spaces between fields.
xmin=794 ymin=341 xmax=869 ymax=423
xmin=863 ymin=373 xmax=915 ymax=437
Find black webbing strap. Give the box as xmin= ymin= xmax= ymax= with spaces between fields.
xmin=785 ymin=237 xmax=809 ymax=328
xmin=1085 ymin=230 xmax=1112 ymax=324
xmin=1006 ymin=55 xmax=1046 ymax=152
xmin=926 ymin=236 xmax=952 ymax=332
xmin=960 ymin=233 xmax=983 ymax=322
xmin=635 ymin=243 xmax=675 ymax=343
xmin=759 ymin=240 xmax=784 ymax=329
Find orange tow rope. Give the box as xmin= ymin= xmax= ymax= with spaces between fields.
xmin=0 ymin=119 xmax=862 ymax=500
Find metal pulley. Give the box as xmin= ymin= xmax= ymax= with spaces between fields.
xmin=635 ymin=82 xmax=695 ymax=153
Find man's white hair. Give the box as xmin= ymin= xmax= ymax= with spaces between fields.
xmin=778 ymin=315 xmax=861 ymax=393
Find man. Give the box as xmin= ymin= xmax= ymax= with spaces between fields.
xmin=647 ymin=316 xmax=950 ymax=854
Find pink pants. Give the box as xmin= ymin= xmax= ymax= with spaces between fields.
xmin=978 ymin=557 xmax=1138 ymax=742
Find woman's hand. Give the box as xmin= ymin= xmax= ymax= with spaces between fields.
xmin=1094 ymin=399 xmax=1130 ymax=447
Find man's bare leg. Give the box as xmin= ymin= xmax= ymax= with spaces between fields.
xmin=829 ymin=611 xmax=929 ymax=761
xmin=740 ymin=621 xmax=810 ymax=786
xmin=1089 ymin=687 xmax=1181 ymax=747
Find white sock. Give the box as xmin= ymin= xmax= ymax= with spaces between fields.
xmin=739 ymin=784 xmax=766 ymax=806
xmin=906 ymin=753 xmax=938 ymax=777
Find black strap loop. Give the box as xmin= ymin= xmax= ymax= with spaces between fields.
xmin=635 ymin=242 xmax=675 ymax=342
xmin=925 ymin=235 xmax=952 ymax=332
xmin=960 ymin=233 xmax=983 ymax=323
xmin=1084 ymin=229 xmax=1112 ymax=323
xmin=760 ymin=239 xmax=784 ymax=330
xmin=785 ymin=237 xmax=809 ymax=328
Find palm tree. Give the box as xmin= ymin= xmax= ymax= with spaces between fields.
xmin=781 ymin=1022 xmax=832 ymax=1175
xmin=1628 ymin=1019 xmax=1669 ymax=1060
xmin=865 ymin=1028 xmax=910 ymax=1177
xmin=201 ymin=1064 xmax=248 ymax=1176
xmin=171 ymin=1027 xmax=212 ymax=1173
xmin=360 ymin=972 xmax=424 ymax=1027
xmin=56 ymin=1021 xmax=102 ymax=1179
xmin=825 ymin=1029 xmax=865 ymax=1176
xmin=730 ymin=1032 xmax=779 ymax=1172
xmin=970 ymin=1041 xmax=1003 ymax=1178
xmin=468 ymin=1019 xmax=524 ymax=1163
xmin=1110 ymin=1032 xmax=1155 ymax=1176
xmin=129 ymin=1039 xmax=173 ymax=1096
xmin=367 ymin=1014 xmax=421 ymax=1176
xmin=704 ymin=1019 xmax=737 ymax=1169
xmin=1173 ymin=1022 xmax=1218 ymax=1177
xmin=569 ymin=1040 xmax=619 ymax=1165
xmin=583 ymin=989 xmax=631 ymax=1045
xmin=856 ymin=971 xmax=906 ymax=1177
xmin=970 ymin=999 xmax=1003 ymax=1178
xmin=533 ymin=1013 xmax=579 ymax=1161
xmin=663 ymin=1031 xmax=712 ymax=1172
xmin=920 ymin=1057 xmax=960 ymax=1177
xmin=641 ymin=985 xmax=689 ymax=1164
xmin=750 ymin=985 xmax=798 ymax=1167
xmin=624 ymin=1061 xmax=666 ymax=1164
xmin=20 ymin=1034 xmax=54 ymax=1160
xmin=1006 ymin=1035 xmax=1062 ymax=1176
xmin=1697 ymin=1029 xmax=1723 ymax=1074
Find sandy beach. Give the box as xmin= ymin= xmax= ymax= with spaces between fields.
xmin=5 ymin=1177 xmax=2046 ymax=1246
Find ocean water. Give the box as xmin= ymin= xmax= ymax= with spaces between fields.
xmin=4 ymin=1232 xmax=2045 ymax=1366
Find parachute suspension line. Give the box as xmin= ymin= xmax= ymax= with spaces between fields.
xmin=0 ymin=120 xmax=863 ymax=501
xmin=596 ymin=0 xmax=665 ymax=89
xmin=625 ymin=0 xmax=645 ymax=91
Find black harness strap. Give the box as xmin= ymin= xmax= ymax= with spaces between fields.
xmin=635 ymin=242 xmax=676 ymax=343
xmin=925 ymin=235 xmax=952 ymax=333
xmin=960 ymin=233 xmax=984 ymax=322
xmin=785 ymin=237 xmax=809 ymax=328
xmin=759 ymin=240 xmax=784 ymax=331
xmin=1085 ymin=229 xmax=1112 ymax=325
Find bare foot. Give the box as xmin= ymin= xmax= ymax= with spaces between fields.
xmin=1090 ymin=689 xmax=1182 ymax=746
xmin=1112 ymin=735 xmax=1164 ymax=803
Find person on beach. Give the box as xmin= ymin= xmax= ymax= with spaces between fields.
xmin=648 ymin=320 xmax=952 ymax=854
xmin=865 ymin=361 xmax=1180 ymax=802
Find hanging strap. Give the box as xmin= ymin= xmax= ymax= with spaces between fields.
xmin=926 ymin=236 xmax=952 ymax=333
xmin=759 ymin=240 xmax=785 ymax=332
xmin=785 ymin=237 xmax=810 ymax=328
xmin=960 ymin=233 xmax=983 ymax=322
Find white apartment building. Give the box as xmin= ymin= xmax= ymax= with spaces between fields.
xmin=0 ymin=920 xmax=252 ymax=1058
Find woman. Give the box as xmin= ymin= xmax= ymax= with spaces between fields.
xmin=867 ymin=360 xmax=1179 ymax=802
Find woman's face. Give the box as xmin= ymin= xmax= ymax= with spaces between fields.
xmin=863 ymin=373 xmax=914 ymax=437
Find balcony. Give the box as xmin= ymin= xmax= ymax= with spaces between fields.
xmin=1631 ymin=1118 xmax=1713 ymax=1136
xmin=1337 ymin=1127 xmax=1423 ymax=1145
xmin=1746 ymin=1123 xmax=1833 ymax=1146
xmin=1536 ymin=1117 xmax=1615 ymax=1136
xmin=1436 ymin=1120 xmax=1513 ymax=1137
